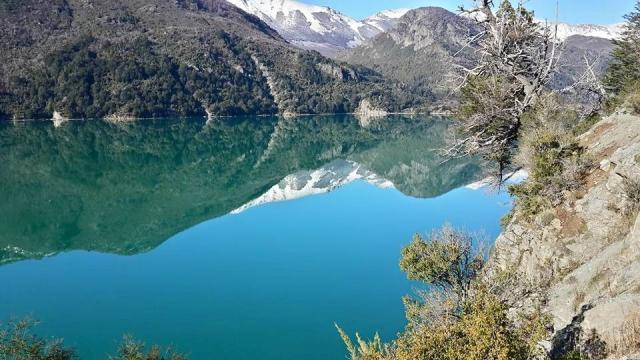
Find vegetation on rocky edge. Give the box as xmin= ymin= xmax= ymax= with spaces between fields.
xmin=337 ymin=225 xmax=550 ymax=360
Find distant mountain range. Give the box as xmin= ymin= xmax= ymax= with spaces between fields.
xmin=337 ymin=6 xmax=617 ymax=111
xmin=0 ymin=0 xmax=623 ymax=120
xmin=225 ymin=0 xmax=409 ymax=56
xmin=223 ymin=0 xmax=623 ymax=58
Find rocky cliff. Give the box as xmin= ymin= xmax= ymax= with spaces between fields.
xmin=490 ymin=112 xmax=640 ymax=358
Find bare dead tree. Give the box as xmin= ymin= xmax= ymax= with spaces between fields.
xmin=450 ymin=0 xmax=562 ymax=183
xmin=560 ymin=54 xmax=609 ymax=115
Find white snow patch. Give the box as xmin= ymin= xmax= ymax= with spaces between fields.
xmin=460 ymin=12 xmax=623 ymax=41
xmin=363 ymin=8 xmax=411 ymax=32
xmin=465 ymin=169 xmax=529 ymax=190
xmin=226 ymin=0 xmax=383 ymax=49
xmin=227 ymin=0 xmax=346 ymax=34
xmin=232 ymin=160 xmax=394 ymax=214
xmin=545 ymin=21 xmax=624 ymax=41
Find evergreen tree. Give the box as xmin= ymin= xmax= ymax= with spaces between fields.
xmin=604 ymin=1 xmax=640 ymax=94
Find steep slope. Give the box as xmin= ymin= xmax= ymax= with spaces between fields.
xmin=338 ymin=7 xmax=481 ymax=111
xmin=0 ymin=0 xmax=407 ymax=120
xmin=490 ymin=113 xmax=640 ymax=358
xmin=224 ymin=0 xmax=382 ymax=57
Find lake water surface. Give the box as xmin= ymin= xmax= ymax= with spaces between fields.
xmin=0 ymin=115 xmax=511 ymax=359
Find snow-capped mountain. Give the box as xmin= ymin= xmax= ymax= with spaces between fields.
xmin=231 ymin=159 xmax=393 ymax=214
xmin=549 ymin=22 xmax=624 ymax=41
xmin=224 ymin=0 xmax=623 ymax=58
xmin=363 ymin=8 xmax=411 ymax=32
xmin=461 ymin=12 xmax=623 ymax=41
xmin=225 ymin=0 xmax=383 ymax=56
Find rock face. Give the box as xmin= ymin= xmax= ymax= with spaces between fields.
xmin=551 ymin=35 xmax=615 ymax=98
xmin=354 ymin=99 xmax=389 ymax=126
xmin=490 ymin=113 xmax=640 ymax=358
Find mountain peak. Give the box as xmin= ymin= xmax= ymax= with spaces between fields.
xmin=225 ymin=0 xmax=382 ymax=56
xmin=363 ymin=8 xmax=411 ymax=32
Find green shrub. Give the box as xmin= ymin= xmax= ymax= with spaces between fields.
xmin=339 ymin=226 xmax=550 ymax=360
xmin=508 ymin=183 xmax=548 ymax=218
xmin=0 ymin=319 xmax=187 ymax=360
xmin=627 ymin=89 xmax=640 ymax=115
xmin=109 ymin=336 xmax=186 ymax=360
xmin=336 ymin=326 xmax=386 ymax=360
xmin=399 ymin=225 xmax=484 ymax=299
xmin=572 ymin=113 xmax=602 ymax=136
xmin=511 ymin=128 xmax=592 ymax=218
xmin=339 ymin=284 xmax=549 ymax=360
xmin=0 ymin=319 xmax=76 ymax=360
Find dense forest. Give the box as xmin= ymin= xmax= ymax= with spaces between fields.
xmin=0 ymin=0 xmax=424 ymax=120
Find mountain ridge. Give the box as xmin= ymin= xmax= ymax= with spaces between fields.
xmin=223 ymin=0 xmax=623 ymax=58
xmin=225 ymin=0 xmax=383 ymax=56
xmin=338 ymin=6 xmax=616 ymax=111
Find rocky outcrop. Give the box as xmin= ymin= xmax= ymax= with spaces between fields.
xmin=52 ymin=111 xmax=69 ymax=127
xmin=354 ymin=99 xmax=388 ymax=127
xmin=490 ymin=112 xmax=640 ymax=358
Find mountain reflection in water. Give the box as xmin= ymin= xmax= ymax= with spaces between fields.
xmin=0 ymin=115 xmax=481 ymax=265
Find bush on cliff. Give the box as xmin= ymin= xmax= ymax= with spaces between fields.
xmin=337 ymin=226 xmax=550 ymax=360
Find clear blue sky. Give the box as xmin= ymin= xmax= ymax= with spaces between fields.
xmin=305 ymin=0 xmax=636 ymax=25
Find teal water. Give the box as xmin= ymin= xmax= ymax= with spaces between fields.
xmin=0 ymin=115 xmax=511 ymax=359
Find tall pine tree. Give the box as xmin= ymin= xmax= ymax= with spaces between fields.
xmin=604 ymin=1 xmax=640 ymax=94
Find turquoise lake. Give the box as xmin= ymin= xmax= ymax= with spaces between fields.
xmin=0 ymin=115 xmax=512 ymax=359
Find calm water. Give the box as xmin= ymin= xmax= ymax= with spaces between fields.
xmin=0 ymin=115 xmax=511 ymax=359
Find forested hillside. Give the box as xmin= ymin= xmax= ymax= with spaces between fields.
xmin=0 ymin=0 xmax=420 ymax=120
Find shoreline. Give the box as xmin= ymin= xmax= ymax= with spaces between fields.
xmin=3 ymin=111 xmax=451 ymax=123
